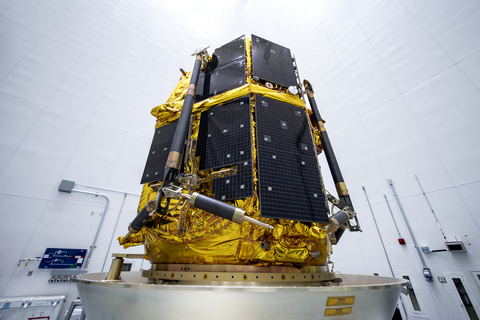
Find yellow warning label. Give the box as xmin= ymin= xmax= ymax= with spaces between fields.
xmin=326 ymin=296 xmax=355 ymax=306
xmin=324 ymin=307 xmax=353 ymax=316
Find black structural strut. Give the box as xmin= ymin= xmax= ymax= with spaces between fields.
xmin=304 ymin=80 xmax=361 ymax=241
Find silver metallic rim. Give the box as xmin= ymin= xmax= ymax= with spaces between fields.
xmin=72 ymin=272 xmax=408 ymax=292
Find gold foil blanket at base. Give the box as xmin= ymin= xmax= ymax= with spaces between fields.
xmin=119 ymin=193 xmax=330 ymax=267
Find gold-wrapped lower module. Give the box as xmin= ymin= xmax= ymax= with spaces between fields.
xmin=119 ymin=37 xmax=330 ymax=268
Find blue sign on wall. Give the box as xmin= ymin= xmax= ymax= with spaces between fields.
xmin=38 ymin=248 xmax=87 ymax=269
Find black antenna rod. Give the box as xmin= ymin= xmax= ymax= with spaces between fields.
xmin=304 ymin=80 xmax=361 ymax=241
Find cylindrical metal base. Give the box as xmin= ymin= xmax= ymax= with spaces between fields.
xmin=74 ymin=270 xmax=407 ymax=319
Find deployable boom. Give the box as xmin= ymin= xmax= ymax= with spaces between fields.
xmin=304 ymin=80 xmax=361 ymax=241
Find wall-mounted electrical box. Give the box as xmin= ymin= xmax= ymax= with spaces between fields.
xmin=445 ymin=241 xmax=466 ymax=252
xmin=58 ymin=179 xmax=75 ymax=193
xmin=38 ymin=248 xmax=87 ymax=269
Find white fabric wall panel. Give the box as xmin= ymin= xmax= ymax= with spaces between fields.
xmin=458 ymin=50 xmax=480 ymax=89
xmin=0 ymin=194 xmax=49 ymax=295
xmin=61 ymin=122 xmax=125 ymax=187
xmin=24 ymin=201 xmax=103 ymax=256
xmin=322 ymin=119 xmax=388 ymax=206
xmin=1 ymin=0 xmax=75 ymax=35
xmin=0 ymin=93 xmax=44 ymax=169
xmin=0 ymin=37 xmax=81 ymax=104
xmin=361 ymin=96 xmax=452 ymax=195
xmin=116 ymin=35 xmax=157 ymax=82
xmin=324 ymin=5 xmax=367 ymax=63
xmin=1 ymin=0 xmax=480 ymax=318
xmin=348 ymin=0 xmax=404 ymax=38
xmin=369 ymin=10 xmax=453 ymax=94
xmin=84 ymin=18 xmax=134 ymax=67
xmin=107 ymin=133 xmax=151 ymax=193
xmin=457 ymin=182 xmax=480 ymax=229
xmin=48 ymin=54 xmax=116 ymax=118
xmin=307 ymin=28 xmax=337 ymax=79
xmin=0 ymin=108 xmax=87 ymax=199
xmin=403 ymin=65 xmax=480 ymax=186
xmin=90 ymin=69 xmax=144 ymax=130
xmin=0 ymin=17 xmax=42 ymax=81
xmin=338 ymin=41 xmax=399 ymax=115
xmin=314 ymin=66 xmax=358 ymax=131
xmin=79 ymin=0 xmax=119 ymax=17
xmin=46 ymin=2 xmax=106 ymax=52
xmin=408 ymin=0 xmax=480 ymax=63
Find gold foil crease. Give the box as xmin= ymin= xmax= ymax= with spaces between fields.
xmin=118 ymin=37 xmax=331 ymax=267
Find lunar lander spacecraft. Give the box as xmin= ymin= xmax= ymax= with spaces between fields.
xmin=73 ymin=35 xmax=407 ymax=319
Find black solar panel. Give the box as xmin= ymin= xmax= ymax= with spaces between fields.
xmin=196 ymin=95 xmax=253 ymax=201
xmin=195 ymin=71 xmax=206 ymax=102
xmin=194 ymin=36 xmax=246 ymax=102
xmin=255 ymin=98 xmax=312 ymax=155
xmin=251 ymin=34 xmax=297 ymax=88
xmin=255 ymin=95 xmax=329 ymax=223
xmin=214 ymin=35 xmax=246 ymax=68
xmin=141 ymin=121 xmax=178 ymax=184
xmin=208 ymin=59 xmax=246 ymax=97
xmin=212 ymin=160 xmax=253 ymax=201
xmin=196 ymin=95 xmax=251 ymax=171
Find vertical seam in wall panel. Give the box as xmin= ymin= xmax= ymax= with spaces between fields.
xmin=44 ymin=4 xmax=110 ymax=107
xmin=80 ymin=198 xmax=109 ymax=256
xmin=355 ymin=232 xmax=372 ymax=275
xmin=42 ymin=1 xmax=78 ymax=36
xmin=0 ymin=195 xmax=49 ymax=297
xmin=105 ymin=0 xmax=141 ymax=35
xmin=0 ymin=17 xmax=43 ymax=83
xmin=321 ymin=4 xmax=388 ymax=182
xmin=307 ymin=5 xmax=337 ymax=80
xmin=321 ymin=4 xmax=402 ymax=278
xmin=405 ymin=7 xmax=480 ymax=94
xmin=401 ymin=8 xmax=480 ymax=232
xmin=125 ymin=44 xmax=161 ymax=134
xmin=0 ymin=96 xmax=47 ymax=176
xmin=106 ymin=32 xmax=161 ymax=187
xmin=53 ymin=21 xmax=138 ymax=198
xmin=78 ymin=0 xmax=116 ymax=18
xmin=0 ymin=2 xmax=85 ymax=183
xmin=345 ymin=6 xmax=478 ymax=317
xmin=347 ymin=2 xmax=480 ymax=233
xmin=340 ymin=10 xmax=450 ymax=317
xmin=0 ymin=0 xmax=19 ymax=15
xmin=46 ymin=6 xmax=126 ymax=198
xmin=453 ymin=48 xmax=480 ymax=93
xmin=43 ymin=9 xmax=115 ymax=195
xmin=404 ymin=5 xmax=455 ymax=64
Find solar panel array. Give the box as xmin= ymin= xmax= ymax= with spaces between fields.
xmin=196 ymin=95 xmax=253 ymax=201
xmin=141 ymin=121 xmax=178 ymax=184
xmin=140 ymin=35 xmax=328 ymax=222
xmin=251 ymin=34 xmax=297 ymax=88
xmin=195 ymin=35 xmax=246 ymax=102
xmin=255 ymin=95 xmax=329 ymax=223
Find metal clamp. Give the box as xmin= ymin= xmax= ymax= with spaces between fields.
xmin=162 ymin=185 xmax=184 ymax=199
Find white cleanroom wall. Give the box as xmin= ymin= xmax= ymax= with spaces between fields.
xmin=1 ymin=1 xmax=479 ymax=319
